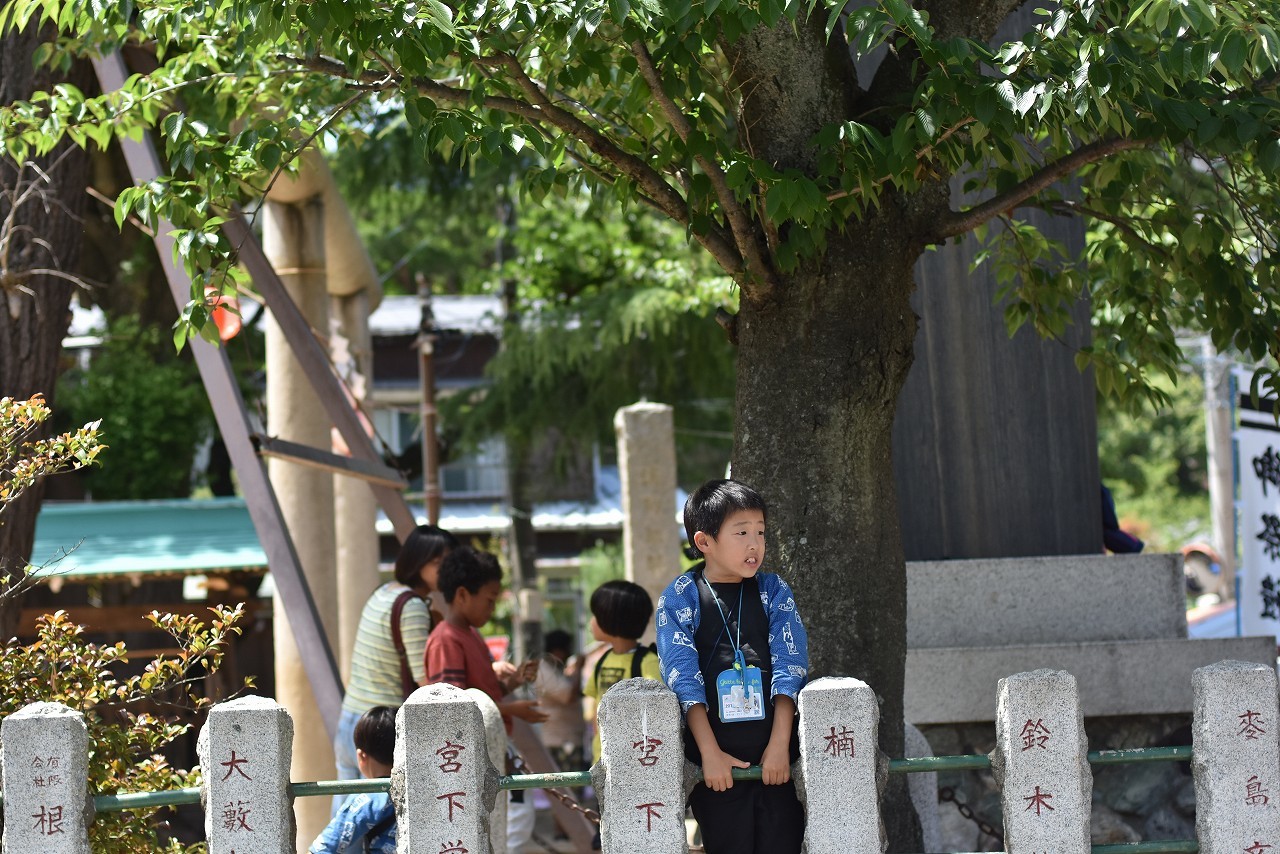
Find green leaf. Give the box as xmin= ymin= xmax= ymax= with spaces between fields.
xmin=421 ymin=0 xmax=455 ymax=35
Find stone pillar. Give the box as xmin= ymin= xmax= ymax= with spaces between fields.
xmin=614 ymin=403 xmax=680 ymax=622
xmin=465 ymin=688 xmax=509 ymax=854
xmin=1193 ymin=660 xmax=1280 ymax=853
xmin=904 ymin=722 xmax=942 ymax=853
xmin=262 ymin=193 xmax=339 ymax=847
xmin=1 ymin=702 xmax=90 ymax=854
xmin=331 ymin=288 xmax=380 ymax=681
xmin=992 ymin=669 xmax=1091 ymax=854
xmin=197 ymin=695 xmax=295 ymax=854
xmin=594 ymin=679 xmax=683 ymax=854
xmin=393 ymin=684 xmax=500 ymax=854
xmin=796 ymin=677 xmax=882 ymax=852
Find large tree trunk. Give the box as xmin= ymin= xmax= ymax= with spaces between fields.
xmin=734 ymin=221 xmax=924 ymax=850
xmin=0 ymin=26 xmax=93 ymax=637
xmin=724 ymin=15 xmax=934 ymax=849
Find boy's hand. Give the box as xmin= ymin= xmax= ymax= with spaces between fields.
xmin=760 ymin=740 xmax=792 ymax=785
xmin=701 ymin=748 xmax=749 ymax=792
xmin=492 ymin=660 xmax=518 ymax=681
xmin=505 ymin=699 xmax=549 ymax=723
xmin=515 ymin=658 xmax=539 ymax=684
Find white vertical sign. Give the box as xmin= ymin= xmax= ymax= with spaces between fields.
xmin=1236 ymin=368 xmax=1280 ymax=640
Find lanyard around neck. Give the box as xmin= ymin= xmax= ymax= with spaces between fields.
xmin=702 ymin=575 xmax=745 ymax=666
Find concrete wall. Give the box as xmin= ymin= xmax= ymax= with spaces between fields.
xmin=907 ymin=553 xmax=1187 ymax=648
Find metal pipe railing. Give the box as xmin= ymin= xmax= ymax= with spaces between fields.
xmin=42 ymin=745 xmax=1203 ymax=853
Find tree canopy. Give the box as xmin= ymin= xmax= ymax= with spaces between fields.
xmin=3 ymin=0 xmax=1278 ymax=396
xmin=6 ymin=1 xmax=1280 ymax=845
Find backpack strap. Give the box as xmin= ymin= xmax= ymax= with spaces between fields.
xmin=630 ymin=643 xmax=657 ymax=678
xmin=362 ymin=811 xmax=396 ymax=853
xmin=389 ymin=589 xmax=421 ymax=700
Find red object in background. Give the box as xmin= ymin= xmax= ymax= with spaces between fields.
xmin=206 ymin=288 xmax=242 ymax=341
xmin=485 ymin=634 xmax=510 ymax=663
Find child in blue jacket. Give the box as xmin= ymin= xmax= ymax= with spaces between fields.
xmin=310 ymin=706 xmax=397 ymax=854
xmin=656 ymin=479 xmax=808 ymax=854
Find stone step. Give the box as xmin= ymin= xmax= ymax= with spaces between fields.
xmin=907 ymin=553 xmax=1187 ymax=648
xmin=905 ymin=636 xmax=1277 ymax=724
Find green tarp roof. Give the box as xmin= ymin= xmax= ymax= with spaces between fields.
xmin=30 ymin=498 xmax=267 ymax=579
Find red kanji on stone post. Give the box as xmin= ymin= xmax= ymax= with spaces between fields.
xmin=1240 ymin=710 xmax=1268 ymax=740
xmin=636 ymin=802 xmax=664 ymax=832
xmin=1020 ymin=718 xmax=1051 ymax=751
xmin=1023 ymin=786 xmax=1054 ymax=816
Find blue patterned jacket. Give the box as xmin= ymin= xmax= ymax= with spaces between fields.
xmin=309 ymin=792 xmax=396 ymax=854
xmin=655 ymin=569 xmax=809 ymax=713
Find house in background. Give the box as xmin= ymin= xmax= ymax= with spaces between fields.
xmin=28 ymin=294 xmax=663 ymax=648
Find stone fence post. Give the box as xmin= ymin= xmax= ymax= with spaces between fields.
xmin=1 ymin=702 xmax=91 ymax=854
xmin=465 ymin=688 xmax=509 ymax=854
xmin=1193 ymin=660 xmax=1280 ymax=853
xmin=993 ymin=669 xmax=1091 ymax=854
xmin=595 ymin=678 xmax=685 ymax=854
xmin=394 ymin=684 xmax=500 ymax=854
xmin=197 ymin=695 xmax=295 ymax=854
xmin=797 ymin=677 xmax=883 ymax=853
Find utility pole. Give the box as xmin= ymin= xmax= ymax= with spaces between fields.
xmin=1203 ymin=337 xmax=1237 ymax=599
xmin=496 ymin=190 xmax=542 ymax=664
xmin=418 ymin=275 xmax=442 ymax=526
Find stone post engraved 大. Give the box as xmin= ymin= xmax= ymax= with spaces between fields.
xmin=198 ymin=695 xmax=295 ymax=854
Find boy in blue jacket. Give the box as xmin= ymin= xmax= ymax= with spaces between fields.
xmin=310 ymin=706 xmax=397 ymax=854
xmin=656 ymin=479 xmax=808 ymax=853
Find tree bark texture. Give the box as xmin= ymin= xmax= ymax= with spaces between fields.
xmin=0 ymin=26 xmax=93 ymax=637
xmin=734 ymin=222 xmax=925 ymax=850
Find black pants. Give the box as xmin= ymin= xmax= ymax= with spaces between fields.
xmin=688 ymin=779 xmax=805 ymax=854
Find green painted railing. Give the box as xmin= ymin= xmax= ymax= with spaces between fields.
xmin=18 ymin=746 xmax=1202 ymax=852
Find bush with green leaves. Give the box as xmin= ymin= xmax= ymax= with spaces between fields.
xmin=3 ymin=394 xmax=246 ymax=852
xmin=0 ymin=606 xmax=247 ymax=853
xmin=57 ymin=316 xmax=212 ymax=500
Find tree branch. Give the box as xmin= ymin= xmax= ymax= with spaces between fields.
xmin=932 ymin=136 xmax=1154 ymax=241
xmin=479 ymin=51 xmax=751 ymax=286
xmin=631 ymin=39 xmax=776 ymax=296
xmin=291 ymin=52 xmax=752 ymax=285
xmin=1039 ymin=199 xmax=1171 ymax=259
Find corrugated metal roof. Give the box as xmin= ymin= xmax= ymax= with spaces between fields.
xmin=30 ymin=498 xmax=267 ymax=579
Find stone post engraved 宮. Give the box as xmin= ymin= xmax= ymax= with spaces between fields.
xmin=595 ymin=679 xmax=684 ymax=854
xmin=394 ymin=684 xmax=499 ymax=854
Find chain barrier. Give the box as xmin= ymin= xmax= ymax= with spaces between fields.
xmin=938 ymin=786 xmax=1004 ymax=847
xmin=509 ymin=751 xmax=601 ymax=825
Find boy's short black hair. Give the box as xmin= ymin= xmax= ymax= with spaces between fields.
xmin=437 ymin=545 xmax=504 ymax=604
xmin=354 ymin=706 xmax=396 ymax=767
xmin=683 ymin=478 xmax=768 ymax=559
xmin=393 ymin=524 xmax=459 ymax=588
xmin=589 ymin=580 xmax=653 ymax=640
xmin=544 ymin=629 xmax=574 ymax=656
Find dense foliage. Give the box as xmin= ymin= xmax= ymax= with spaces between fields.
xmin=1098 ymin=370 xmax=1211 ymax=551
xmin=1 ymin=394 xmax=246 ymax=853
xmin=1 ymin=1 xmax=1277 ymax=399
xmin=57 ymin=316 xmax=213 ymax=499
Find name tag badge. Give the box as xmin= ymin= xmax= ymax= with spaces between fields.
xmin=715 ymin=664 xmax=766 ymax=722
